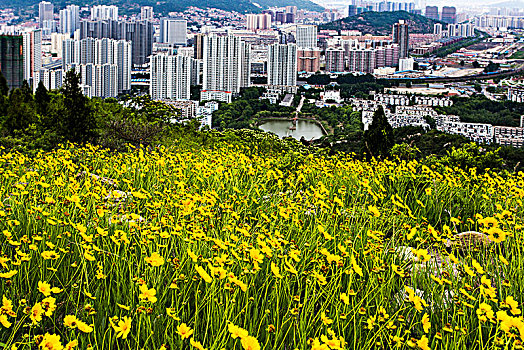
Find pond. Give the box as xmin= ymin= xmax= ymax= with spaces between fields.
xmin=258 ymin=119 xmax=325 ymax=141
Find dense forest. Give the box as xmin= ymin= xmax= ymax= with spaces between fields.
xmin=436 ymin=95 xmax=524 ymax=127
xmin=320 ymin=11 xmax=441 ymax=35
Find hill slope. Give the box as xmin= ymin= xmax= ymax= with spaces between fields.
xmin=1 ymin=0 xmax=323 ymax=15
xmin=320 ymin=10 xmax=441 ymax=35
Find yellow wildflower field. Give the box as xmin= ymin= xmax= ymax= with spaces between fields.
xmin=0 ymin=144 xmax=523 ymax=349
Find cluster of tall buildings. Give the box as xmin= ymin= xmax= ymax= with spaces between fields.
xmin=79 ymin=19 xmax=154 ymax=66
xmin=0 ymin=2 xmax=420 ymax=105
xmin=246 ymin=14 xmax=272 ymax=31
xmin=425 ymin=6 xmax=457 ymax=24
xmin=59 ymin=37 xmax=132 ymax=97
xmin=474 ymin=15 xmax=524 ymax=30
xmin=348 ymin=0 xmax=416 ymax=17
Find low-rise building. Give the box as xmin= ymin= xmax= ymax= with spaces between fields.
xmin=200 ymin=90 xmax=232 ymax=103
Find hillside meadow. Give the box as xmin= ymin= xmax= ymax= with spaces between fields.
xmin=0 ymin=142 xmax=523 ymax=349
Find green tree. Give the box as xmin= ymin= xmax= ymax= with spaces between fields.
xmin=61 ymin=69 xmax=96 ymax=143
xmin=35 ymin=81 xmax=51 ymax=116
xmin=363 ymin=106 xmax=394 ymax=158
xmin=0 ymin=71 xmax=8 ymax=97
xmin=2 ymin=87 xmax=36 ymax=133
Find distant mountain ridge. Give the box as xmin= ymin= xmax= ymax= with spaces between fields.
xmin=1 ymin=0 xmax=324 ymax=16
xmin=320 ymin=11 xmax=442 ymax=35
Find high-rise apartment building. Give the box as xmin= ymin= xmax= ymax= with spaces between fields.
xmin=91 ymin=5 xmax=119 ymax=21
xmin=59 ymin=5 xmax=80 ymax=35
xmin=295 ymin=25 xmax=317 ymax=48
xmin=325 ymin=47 xmax=345 ymax=72
xmin=150 ymin=54 xmax=192 ymax=100
xmin=22 ymin=30 xmax=42 ymax=87
xmin=0 ymin=35 xmax=24 ymax=90
xmin=39 ymin=1 xmax=54 ymax=29
xmin=297 ymin=47 xmax=321 ymax=72
xmin=194 ymin=33 xmax=205 ymax=60
xmin=392 ymin=20 xmax=409 ymax=59
xmin=442 ymin=6 xmax=457 ymax=24
xmin=246 ymin=14 xmax=272 ymax=31
xmin=160 ymin=18 xmax=187 ymax=46
xmin=434 ymin=23 xmax=443 ymax=36
xmin=141 ymin=7 xmax=154 ymax=21
xmin=35 ymin=68 xmax=64 ymax=91
xmin=79 ymin=19 xmax=154 ymax=66
xmin=349 ymin=48 xmax=376 ymax=73
xmin=268 ymin=43 xmax=297 ymax=86
xmin=425 ymin=6 xmax=439 ymax=20
xmin=62 ymin=37 xmax=131 ymax=97
xmin=202 ymin=34 xmax=250 ymax=94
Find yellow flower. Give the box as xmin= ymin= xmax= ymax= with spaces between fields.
xmin=411 ymin=249 xmax=430 ymax=263
xmin=392 ymin=264 xmax=405 ymax=277
xmin=416 ymin=335 xmax=430 ymax=350
xmin=190 ymin=338 xmax=207 ymax=350
xmin=321 ymin=311 xmax=333 ymax=325
xmin=488 ymin=227 xmax=506 ymax=243
xmin=41 ymin=297 xmax=57 ymax=317
xmin=504 ymin=296 xmax=521 ymax=316
xmin=112 ymin=316 xmax=132 ymax=339
xmin=228 ymin=323 xmax=249 ymax=339
xmin=177 ymin=323 xmax=194 ymax=340
xmin=351 ymin=256 xmax=363 ymax=277
xmin=145 ymin=252 xmax=165 ymax=267
xmin=0 ymin=270 xmax=17 ymax=279
xmin=471 ymin=259 xmax=485 ymax=275
xmin=195 ymin=265 xmax=213 ymax=283
xmin=368 ymin=205 xmax=380 ymax=217
xmin=31 ymin=302 xmax=44 ymax=324
xmin=476 ymin=303 xmax=494 ymax=322
xmin=241 ymin=336 xmax=261 ymax=350
xmin=421 ymin=313 xmax=431 ymax=333
xmin=39 ymin=333 xmax=63 ymax=350
xmin=38 ymin=281 xmax=52 ymax=296
xmin=0 ymin=314 xmax=11 ymax=328
xmin=271 ymin=262 xmax=283 ymax=278
xmin=65 ymin=340 xmax=78 ymax=350
xmin=77 ymin=320 xmax=93 ymax=333
xmin=64 ymin=315 xmax=79 ymax=328
xmin=139 ymin=284 xmax=157 ymax=303
xmin=340 ymin=293 xmax=349 ymax=305
xmin=250 ymin=248 xmax=264 ymax=264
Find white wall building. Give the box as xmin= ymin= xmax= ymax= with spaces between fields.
xmin=246 ymin=14 xmax=272 ymax=31
xmin=295 ymin=25 xmax=317 ymax=48
xmin=59 ymin=5 xmax=80 ymax=35
xmin=62 ymin=37 xmax=131 ymax=97
xmin=91 ymin=5 xmax=119 ymax=21
xmin=23 ymin=29 xmax=42 ymax=87
xmin=150 ymin=54 xmax=192 ymax=101
xmin=160 ymin=18 xmax=187 ymax=46
xmin=268 ymin=43 xmax=297 ymax=87
xmin=202 ymin=34 xmax=250 ymax=94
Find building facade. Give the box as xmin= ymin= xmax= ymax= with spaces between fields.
xmin=202 ymin=34 xmax=250 ymax=94
xmin=59 ymin=5 xmax=80 ymax=35
xmin=268 ymin=43 xmax=297 ymax=86
xmin=0 ymin=35 xmax=24 ymax=90
xmin=392 ymin=20 xmax=409 ymax=59
xmin=160 ymin=18 xmax=187 ymax=46
xmin=150 ymin=54 xmax=192 ymax=101
xmin=79 ymin=19 xmax=154 ymax=66
xmin=295 ymin=25 xmax=317 ymax=48
xmin=325 ymin=47 xmax=345 ymax=73
xmin=22 ymin=30 xmax=42 ymax=87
